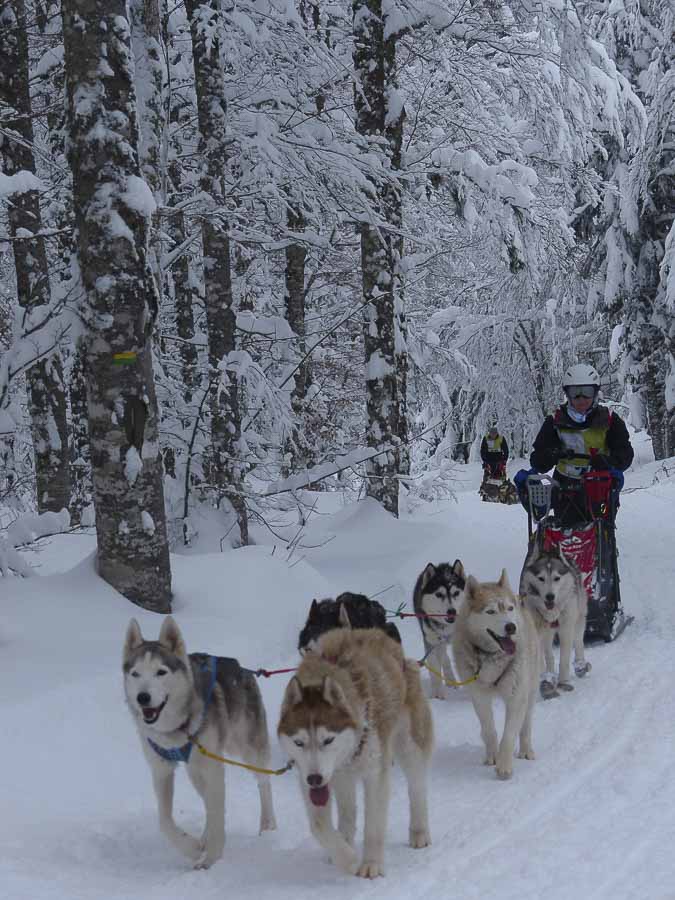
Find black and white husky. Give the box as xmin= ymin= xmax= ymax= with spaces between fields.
xmin=413 ymin=561 xmax=466 ymax=699
xmin=519 ymin=543 xmax=591 ymax=699
xmin=123 ymin=617 xmax=277 ymax=868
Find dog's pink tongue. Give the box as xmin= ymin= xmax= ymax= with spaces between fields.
xmin=309 ymin=785 xmax=330 ymax=807
xmin=502 ymin=637 xmax=516 ymax=655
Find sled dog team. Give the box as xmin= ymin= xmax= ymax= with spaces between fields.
xmin=123 ymin=544 xmax=590 ymax=877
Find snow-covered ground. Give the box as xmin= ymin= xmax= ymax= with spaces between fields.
xmin=3 ymin=445 xmax=675 ymax=900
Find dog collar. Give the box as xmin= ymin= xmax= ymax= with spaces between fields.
xmin=147 ymin=655 xmax=218 ymax=765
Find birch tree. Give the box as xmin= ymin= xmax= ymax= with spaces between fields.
xmin=60 ymin=0 xmax=171 ymax=610
xmin=0 ymin=0 xmax=71 ymax=514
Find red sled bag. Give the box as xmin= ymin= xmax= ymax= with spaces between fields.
xmin=543 ymin=523 xmax=597 ymax=601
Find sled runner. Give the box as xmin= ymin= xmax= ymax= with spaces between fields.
xmin=522 ymin=471 xmax=633 ymax=643
xmin=479 ymin=462 xmax=519 ymax=505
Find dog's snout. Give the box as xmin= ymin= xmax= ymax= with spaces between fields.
xmin=505 ymin=622 xmax=516 ymax=635
xmin=545 ymin=593 xmax=555 ymax=609
xmin=306 ymin=773 xmax=323 ymax=787
xmin=137 ymin=691 xmax=151 ymax=706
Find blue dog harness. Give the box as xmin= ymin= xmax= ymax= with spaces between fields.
xmin=147 ymin=655 xmax=218 ymax=764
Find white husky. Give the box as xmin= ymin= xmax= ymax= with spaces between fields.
xmin=519 ymin=543 xmax=591 ymax=699
xmin=278 ymin=628 xmax=433 ymax=878
xmin=452 ymin=569 xmax=540 ymax=780
xmin=123 ymin=617 xmax=276 ymax=868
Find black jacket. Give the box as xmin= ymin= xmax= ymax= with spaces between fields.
xmin=530 ymin=404 xmax=634 ymax=474
xmin=480 ymin=435 xmax=509 ymax=464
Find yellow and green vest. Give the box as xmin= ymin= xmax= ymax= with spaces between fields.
xmin=554 ymin=406 xmax=611 ymax=479
xmin=485 ymin=435 xmax=504 ymax=453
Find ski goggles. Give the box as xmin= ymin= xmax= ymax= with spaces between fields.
xmin=565 ymin=385 xmax=596 ymax=400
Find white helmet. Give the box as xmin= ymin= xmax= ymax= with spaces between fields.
xmin=562 ymin=363 xmax=600 ymax=389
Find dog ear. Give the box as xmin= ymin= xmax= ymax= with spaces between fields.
xmin=158 ymin=616 xmax=186 ymax=656
xmin=285 ymin=676 xmax=304 ymax=708
xmin=420 ymin=563 xmax=436 ymax=589
xmin=466 ymin=574 xmax=478 ymax=597
xmin=124 ymin=618 xmax=143 ymax=658
xmin=498 ymin=568 xmax=512 ymax=591
xmin=322 ymin=676 xmax=348 ymax=710
xmin=338 ymin=603 xmax=353 ymax=629
xmin=452 ymin=559 xmax=465 ymax=579
xmin=308 ymin=599 xmax=320 ymax=620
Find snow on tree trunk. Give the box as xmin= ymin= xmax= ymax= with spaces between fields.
xmin=283 ymin=203 xmax=313 ymax=474
xmin=168 ymin=209 xmax=200 ymax=404
xmin=130 ymin=0 xmax=166 ymax=298
xmin=0 ymin=0 xmax=71 ymax=515
xmin=384 ymin=22 xmax=408 ymax=477
xmin=184 ymin=0 xmax=248 ymax=545
xmin=61 ymin=0 xmax=171 ymax=611
xmin=353 ymin=0 xmax=402 ymax=516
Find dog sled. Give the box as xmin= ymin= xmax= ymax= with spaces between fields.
xmin=479 ymin=462 xmax=520 ymax=505
xmin=520 ymin=469 xmax=633 ymax=643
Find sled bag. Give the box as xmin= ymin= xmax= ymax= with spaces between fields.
xmin=543 ymin=523 xmax=597 ymax=601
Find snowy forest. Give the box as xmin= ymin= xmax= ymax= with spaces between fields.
xmin=0 ymin=0 xmax=673 ymax=610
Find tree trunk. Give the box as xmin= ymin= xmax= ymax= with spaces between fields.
xmin=353 ymin=0 xmax=401 ymax=515
xmin=68 ymin=343 xmax=93 ymax=525
xmin=184 ymin=0 xmax=247 ymax=545
xmin=130 ymin=0 xmax=166 ymax=296
xmin=0 ymin=0 xmax=71 ymax=514
xmin=61 ymin=0 xmax=171 ymax=610
xmin=283 ymin=204 xmax=312 ymax=473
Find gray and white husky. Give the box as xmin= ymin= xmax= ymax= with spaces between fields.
xmin=519 ymin=543 xmax=591 ymax=699
xmin=413 ymin=560 xmax=465 ymax=699
xmin=123 ymin=616 xmax=277 ymax=869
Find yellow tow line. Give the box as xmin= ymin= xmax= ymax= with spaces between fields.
xmin=421 ymin=661 xmax=479 ymax=687
xmin=187 ymin=735 xmax=294 ymax=776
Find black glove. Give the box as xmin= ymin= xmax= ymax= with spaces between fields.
xmin=590 ymin=453 xmax=612 ymax=470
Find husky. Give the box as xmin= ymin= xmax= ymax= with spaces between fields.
xmin=278 ymin=628 xmax=433 ymax=878
xmin=123 ymin=617 xmax=277 ymax=869
xmin=452 ymin=570 xmax=540 ymax=780
xmin=519 ymin=543 xmax=591 ymax=700
xmin=298 ymin=592 xmax=401 ymax=654
xmin=413 ymin=560 xmax=465 ymax=699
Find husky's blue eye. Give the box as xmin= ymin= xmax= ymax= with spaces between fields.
xmin=323 ymin=737 xmax=335 ymax=747
xmin=131 ymin=671 xmax=140 ymax=678
xmin=293 ymin=739 xmax=304 ymax=748
xmin=156 ymin=669 xmax=167 ymax=677
xmin=486 ymin=610 xmax=495 ymax=615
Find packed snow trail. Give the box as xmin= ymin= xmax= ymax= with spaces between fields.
xmin=1 ymin=458 xmax=674 ymax=900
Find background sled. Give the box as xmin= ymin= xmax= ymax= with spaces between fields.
xmin=479 ymin=462 xmax=519 ymax=504
xmin=523 ymin=472 xmax=633 ymax=643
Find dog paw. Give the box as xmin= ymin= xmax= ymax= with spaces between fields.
xmin=558 ymin=681 xmax=574 ymax=692
xmin=357 ymin=859 xmax=385 ymax=878
xmin=334 ymin=848 xmax=359 ymax=875
xmin=495 ymin=753 xmax=513 ymax=780
xmin=540 ymin=680 xmax=559 ymax=700
xmin=193 ymin=849 xmax=220 ymax=870
xmin=409 ymin=828 xmax=431 ymax=849
xmin=574 ymin=661 xmax=592 ymax=678
xmin=516 ymin=748 xmax=535 ymax=761
xmin=483 ymin=753 xmax=496 ymax=766
xmin=259 ymin=814 xmax=277 ymax=833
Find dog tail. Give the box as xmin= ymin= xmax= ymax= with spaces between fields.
xmin=403 ymin=659 xmax=433 ymax=755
